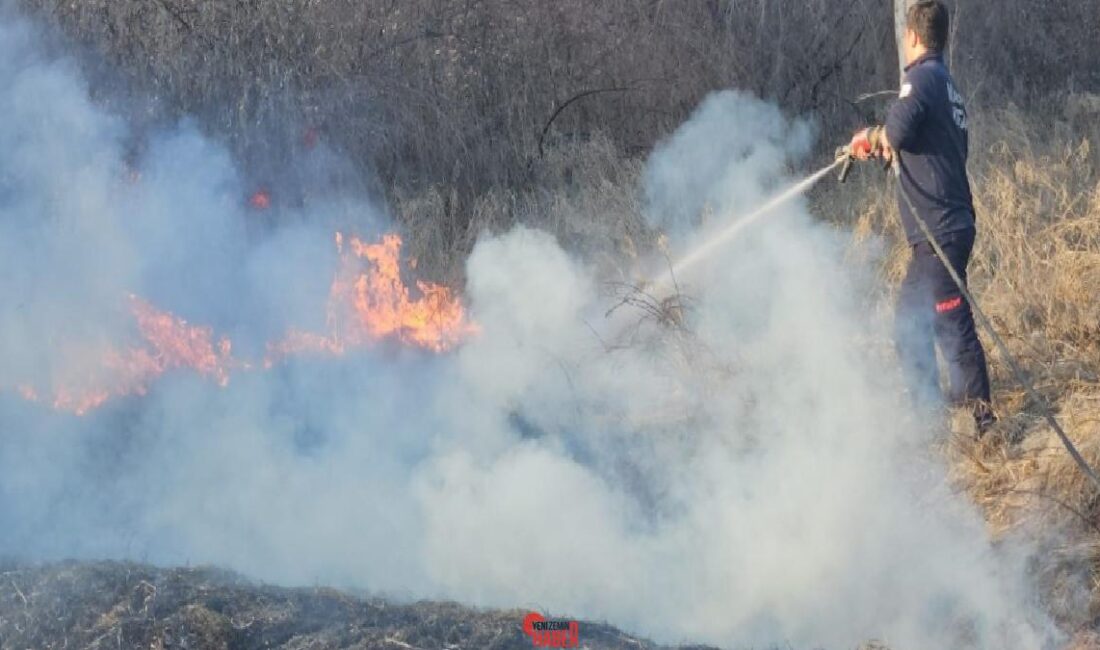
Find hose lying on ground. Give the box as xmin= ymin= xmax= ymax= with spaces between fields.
xmin=892 ymin=153 xmax=1100 ymax=492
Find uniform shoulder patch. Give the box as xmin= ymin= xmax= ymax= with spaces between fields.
xmin=900 ymin=83 xmax=913 ymax=98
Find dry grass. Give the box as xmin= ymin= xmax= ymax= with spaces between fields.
xmin=9 ymin=0 xmax=969 ymax=259
xmin=394 ymin=134 xmax=651 ymax=285
xmin=14 ymin=0 xmax=1099 ymax=290
xmin=839 ymin=103 xmax=1100 ymax=632
xmin=14 ymin=0 xmax=894 ymax=203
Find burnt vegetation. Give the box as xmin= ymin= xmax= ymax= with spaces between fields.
xmin=0 ymin=561 xmax=701 ymax=649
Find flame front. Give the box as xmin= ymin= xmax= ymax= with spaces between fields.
xmin=9 ymin=232 xmax=475 ymax=414
xmin=129 ymin=295 xmax=237 ymax=386
xmin=266 ymin=232 xmax=475 ymax=363
xmin=15 ymin=297 xmax=239 ymax=415
xmin=335 ymin=232 xmax=472 ymax=353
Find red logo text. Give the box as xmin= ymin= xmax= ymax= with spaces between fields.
xmin=936 ymin=296 xmax=963 ymax=313
xmin=523 ymin=612 xmax=579 ymax=648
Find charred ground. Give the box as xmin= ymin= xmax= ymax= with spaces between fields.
xmin=0 ymin=561 xmax=710 ymax=650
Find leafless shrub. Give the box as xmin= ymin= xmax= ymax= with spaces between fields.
xmin=15 ymin=0 xmax=1096 ymax=283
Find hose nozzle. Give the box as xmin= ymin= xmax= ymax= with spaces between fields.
xmin=835 ymin=146 xmax=854 ymax=183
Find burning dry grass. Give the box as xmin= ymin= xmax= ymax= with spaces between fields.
xmin=5 ymin=103 xmax=1096 ymax=643
xmin=5 ymin=1 xmax=1100 ymax=643
xmin=5 ymin=230 xmax=475 ymax=416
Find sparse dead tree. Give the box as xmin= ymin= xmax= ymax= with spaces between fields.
xmin=894 ymin=0 xmax=915 ymax=82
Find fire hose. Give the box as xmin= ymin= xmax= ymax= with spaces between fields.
xmin=836 ymin=146 xmax=1100 ymax=491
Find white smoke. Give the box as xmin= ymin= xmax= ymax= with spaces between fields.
xmin=0 ymin=10 xmax=1059 ymax=650
xmin=643 ymin=90 xmax=814 ymax=237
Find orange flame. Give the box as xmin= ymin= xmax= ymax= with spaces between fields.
xmin=9 ymin=232 xmax=475 ymax=415
xmin=266 ymin=232 xmax=475 ymax=362
xmin=128 ymin=295 xmax=237 ymax=385
xmin=336 ymin=232 xmax=472 ymax=352
xmin=15 ymin=297 xmax=239 ymax=415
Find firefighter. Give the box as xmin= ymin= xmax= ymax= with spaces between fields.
xmin=849 ymin=0 xmax=995 ymax=433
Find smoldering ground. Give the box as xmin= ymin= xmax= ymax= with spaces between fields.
xmin=0 ymin=9 xmax=1061 ymax=650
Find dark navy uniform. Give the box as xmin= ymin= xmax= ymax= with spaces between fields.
xmin=885 ymin=52 xmax=991 ymax=408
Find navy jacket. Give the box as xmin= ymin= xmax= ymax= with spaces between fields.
xmin=885 ymin=52 xmax=975 ymax=244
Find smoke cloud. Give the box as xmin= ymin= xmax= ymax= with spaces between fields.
xmin=0 ymin=10 xmax=1059 ymax=650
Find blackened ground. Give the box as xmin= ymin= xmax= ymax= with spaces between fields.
xmin=0 ymin=561 xmax=717 ymax=650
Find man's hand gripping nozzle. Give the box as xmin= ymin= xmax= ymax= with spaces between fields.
xmin=836 ymin=126 xmax=890 ymax=183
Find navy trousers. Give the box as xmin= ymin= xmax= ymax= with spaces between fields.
xmin=895 ymin=227 xmax=992 ymax=408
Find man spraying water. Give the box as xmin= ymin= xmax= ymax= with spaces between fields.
xmin=652 ymin=1 xmax=995 ymax=437
xmin=848 ymin=0 xmax=995 ymax=434
xmin=651 ymin=0 xmax=1098 ymax=488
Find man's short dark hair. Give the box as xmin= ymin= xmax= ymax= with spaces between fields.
xmin=907 ymin=1 xmax=949 ymax=52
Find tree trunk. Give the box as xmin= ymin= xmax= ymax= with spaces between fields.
xmin=894 ymin=0 xmax=914 ymax=83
